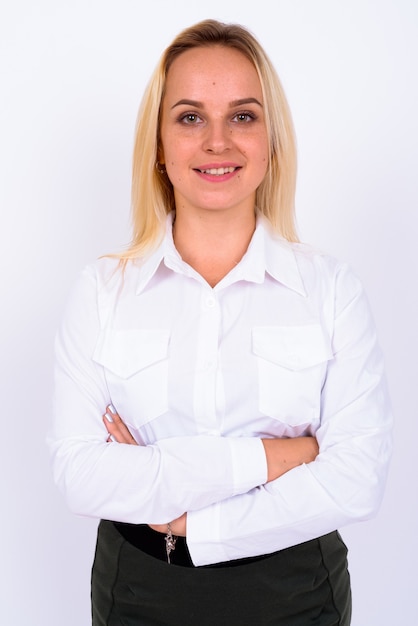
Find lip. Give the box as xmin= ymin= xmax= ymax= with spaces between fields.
xmin=193 ymin=162 xmax=242 ymax=181
xmin=195 ymin=162 xmax=242 ymax=171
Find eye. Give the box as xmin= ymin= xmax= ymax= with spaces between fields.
xmin=179 ymin=112 xmax=202 ymax=124
xmin=233 ymin=111 xmax=256 ymax=123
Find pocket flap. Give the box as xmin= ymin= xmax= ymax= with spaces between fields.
xmin=252 ymin=324 xmax=332 ymax=371
xmin=93 ymin=329 xmax=170 ymax=378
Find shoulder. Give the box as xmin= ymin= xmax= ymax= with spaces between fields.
xmin=291 ymin=241 xmax=357 ymax=282
xmin=259 ymin=214 xmax=342 ymax=281
xmin=79 ymin=256 xmax=141 ymax=291
xmin=293 ymin=245 xmax=370 ymax=327
xmin=260 ymin=217 xmax=361 ymax=298
xmin=290 ymin=240 xmax=340 ymax=271
xmin=285 ymin=241 xmax=366 ymax=308
xmin=60 ymin=257 xmax=143 ymax=321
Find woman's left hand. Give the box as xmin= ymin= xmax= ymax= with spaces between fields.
xmin=103 ymin=404 xmax=139 ymax=445
xmin=102 ymin=404 xmax=187 ymax=537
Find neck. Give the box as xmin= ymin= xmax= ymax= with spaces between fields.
xmin=172 ymin=208 xmax=256 ymax=287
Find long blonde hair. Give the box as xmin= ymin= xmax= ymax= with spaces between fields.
xmin=120 ymin=19 xmax=298 ymax=260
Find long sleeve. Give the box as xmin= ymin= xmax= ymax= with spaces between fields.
xmin=48 ymin=264 xmax=267 ymax=523
xmin=186 ymin=263 xmax=392 ymax=566
xmin=50 ymin=218 xmax=392 ymax=565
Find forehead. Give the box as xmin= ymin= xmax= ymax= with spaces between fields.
xmin=164 ymin=45 xmax=263 ymax=102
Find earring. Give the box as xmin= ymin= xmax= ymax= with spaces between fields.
xmin=156 ymin=161 xmax=166 ymax=174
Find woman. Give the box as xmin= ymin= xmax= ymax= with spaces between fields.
xmin=50 ymin=19 xmax=392 ymax=625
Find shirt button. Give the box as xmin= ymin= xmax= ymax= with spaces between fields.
xmin=206 ymin=296 xmax=216 ymax=308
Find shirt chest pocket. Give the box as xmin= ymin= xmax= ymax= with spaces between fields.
xmin=93 ymin=329 xmax=170 ymax=427
xmin=252 ymin=325 xmax=333 ymax=428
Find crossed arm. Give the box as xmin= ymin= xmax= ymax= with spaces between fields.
xmin=102 ymin=403 xmax=320 ymax=537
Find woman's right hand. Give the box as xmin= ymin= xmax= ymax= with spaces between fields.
xmin=262 ymin=436 xmax=319 ymax=482
xmin=103 ymin=404 xmax=139 ymax=446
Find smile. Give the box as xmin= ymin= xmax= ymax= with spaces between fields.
xmin=197 ymin=166 xmax=238 ymax=176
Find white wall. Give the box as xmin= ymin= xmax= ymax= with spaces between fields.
xmin=1 ymin=1 xmax=416 ymax=624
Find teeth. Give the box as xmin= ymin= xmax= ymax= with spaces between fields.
xmin=201 ymin=166 xmax=236 ymax=175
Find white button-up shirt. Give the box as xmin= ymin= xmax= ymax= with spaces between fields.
xmin=49 ymin=213 xmax=392 ymax=566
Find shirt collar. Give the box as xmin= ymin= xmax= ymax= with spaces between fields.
xmin=135 ymin=212 xmax=306 ymax=296
xmin=134 ymin=213 xmax=181 ymax=295
xmin=223 ymin=213 xmax=306 ymax=295
xmin=256 ymin=214 xmax=306 ymax=296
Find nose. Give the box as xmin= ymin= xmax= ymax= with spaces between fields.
xmin=202 ymin=120 xmax=232 ymax=154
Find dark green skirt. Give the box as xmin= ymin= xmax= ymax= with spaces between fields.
xmin=91 ymin=520 xmax=351 ymax=625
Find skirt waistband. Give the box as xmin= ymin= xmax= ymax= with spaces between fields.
xmin=113 ymin=521 xmax=275 ymax=568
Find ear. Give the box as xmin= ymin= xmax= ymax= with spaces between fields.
xmin=157 ymin=145 xmax=165 ymax=165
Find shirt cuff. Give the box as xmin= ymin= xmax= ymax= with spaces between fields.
xmin=187 ymin=437 xmax=267 ymax=566
xmin=187 ymin=502 xmax=226 ymax=565
xmin=228 ymin=436 xmax=267 ymax=494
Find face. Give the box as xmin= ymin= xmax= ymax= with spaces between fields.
xmin=159 ymin=45 xmax=269 ymax=217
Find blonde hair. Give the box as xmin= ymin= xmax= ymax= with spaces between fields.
xmin=120 ymin=19 xmax=298 ymax=260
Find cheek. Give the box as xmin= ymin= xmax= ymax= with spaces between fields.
xmin=165 ymin=161 xmax=184 ymax=186
xmin=254 ymin=151 xmax=269 ymax=185
xmin=259 ymin=144 xmax=270 ymax=171
xmin=246 ymin=134 xmax=269 ymax=159
xmin=252 ymin=141 xmax=269 ymax=167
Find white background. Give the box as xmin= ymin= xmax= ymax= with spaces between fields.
xmin=1 ymin=1 xmax=416 ymax=624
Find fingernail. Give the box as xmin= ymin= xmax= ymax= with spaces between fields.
xmin=104 ymin=412 xmax=114 ymax=423
xmin=108 ymin=403 xmax=116 ymax=414
xmin=109 ymin=435 xmax=116 ymax=442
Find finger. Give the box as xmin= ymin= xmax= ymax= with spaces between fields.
xmin=102 ymin=405 xmax=138 ymax=445
xmin=103 ymin=415 xmax=133 ymax=443
xmin=104 ymin=419 xmax=135 ymax=444
xmin=103 ymin=403 xmax=124 ymax=430
xmin=104 ymin=403 xmax=120 ymax=423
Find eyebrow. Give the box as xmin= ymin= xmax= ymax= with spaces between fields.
xmin=171 ymin=97 xmax=263 ymax=109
